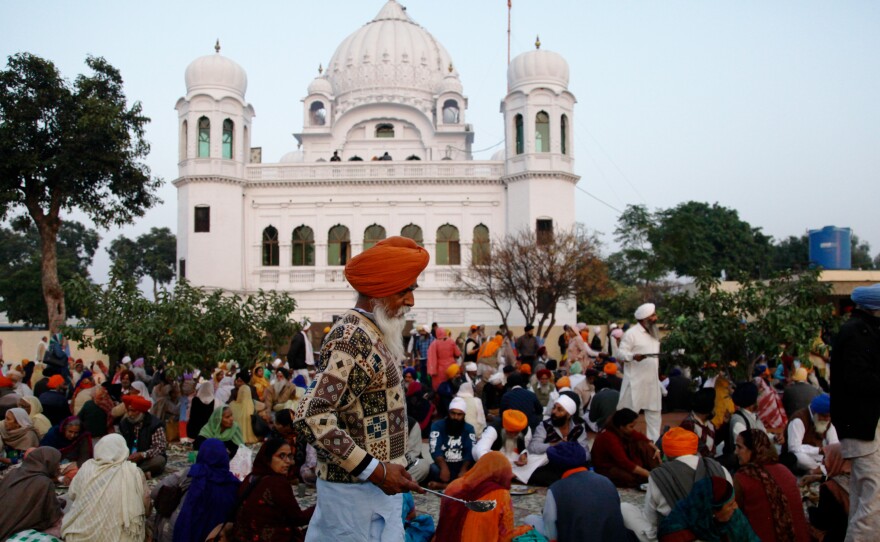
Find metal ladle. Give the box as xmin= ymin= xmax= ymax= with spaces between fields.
xmin=422 ymin=487 xmax=497 ymax=512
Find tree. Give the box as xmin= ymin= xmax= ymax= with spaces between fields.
xmin=0 ymin=219 xmax=99 ymax=326
xmin=0 ymin=53 xmax=162 ymax=331
xmin=851 ymin=234 xmax=875 ymax=270
xmin=662 ymin=269 xmax=835 ymax=380
xmin=454 ymin=227 xmax=611 ymax=338
xmin=108 ymin=227 xmax=177 ymax=298
xmin=650 ymin=201 xmax=773 ymax=281
xmin=64 ymin=272 xmax=297 ymax=373
xmin=771 ymin=235 xmax=809 ymax=272
xmin=609 ymin=204 xmax=666 ymax=286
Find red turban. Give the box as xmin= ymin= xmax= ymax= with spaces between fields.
xmin=47 ymin=375 xmax=65 ymax=389
xmin=537 ymin=369 xmax=552 ymax=380
xmin=123 ymin=395 xmax=153 ymax=413
xmin=344 ymin=236 xmax=429 ymax=298
xmin=0 ymin=376 xmax=13 ymax=388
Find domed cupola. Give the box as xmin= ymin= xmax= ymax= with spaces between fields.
xmin=507 ymin=37 xmax=569 ymax=94
xmin=184 ymin=40 xmax=248 ymax=101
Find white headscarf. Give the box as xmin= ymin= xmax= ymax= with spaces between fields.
xmin=195 ymin=380 xmax=215 ymax=406
xmin=62 ymin=434 xmax=145 ymax=541
xmin=129 ymin=381 xmax=149 ymax=397
xmin=457 ymin=382 xmax=475 ymax=398
xmin=8 ymin=407 xmax=32 ymax=428
xmin=214 ymin=377 xmax=235 ymax=405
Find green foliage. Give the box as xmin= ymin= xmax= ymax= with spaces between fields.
xmin=63 ymin=273 xmax=297 ymax=373
xmin=662 ymin=269 xmax=835 ymax=380
xmin=108 ymin=227 xmax=176 ymax=297
xmin=0 ymin=219 xmax=99 ymax=325
xmin=851 ymin=234 xmax=876 ymax=270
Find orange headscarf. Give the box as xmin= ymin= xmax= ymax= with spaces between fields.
xmin=477 ymin=336 xmax=503 ymax=360
xmin=344 ymin=236 xmax=429 ymax=298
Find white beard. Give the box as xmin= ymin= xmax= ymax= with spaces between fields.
xmin=374 ymin=302 xmax=410 ymax=363
xmin=645 ymin=321 xmax=660 ymax=340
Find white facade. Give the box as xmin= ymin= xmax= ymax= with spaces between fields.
xmin=174 ymin=1 xmax=579 ymax=327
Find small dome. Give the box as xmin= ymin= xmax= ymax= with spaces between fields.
xmin=436 ymin=72 xmax=463 ymax=95
xmin=308 ymin=76 xmax=333 ymax=96
xmin=507 ymin=48 xmax=569 ymax=92
xmin=185 ymin=46 xmax=247 ymax=99
xmin=280 ymin=150 xmax=304 ymax=163
xmin=490 ymin=148 xmax=505 ymax=161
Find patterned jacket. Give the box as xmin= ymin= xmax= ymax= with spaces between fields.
xmin=293 ymin=310 xmax=408 ymax=483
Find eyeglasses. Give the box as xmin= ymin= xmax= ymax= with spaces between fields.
xmin=274 ymin=452 xmax=294 ymax=462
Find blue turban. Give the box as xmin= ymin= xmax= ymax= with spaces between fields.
xmin=852 ymin=283 xmax=880 ymax=310
xmin=752 ymin=364 xmax=768 ymax=378
xmin=292 ymin=375 xmax=307 ymax=388
xmin=811 ymin=393 xmax=831 ymax=415
xmin=403 ymin=367 xmax=417 ymax=379
xmin=547 ymin=441 xmax=587 ymax=469
xmin=731 ymin=382 xmax=758 ymax=408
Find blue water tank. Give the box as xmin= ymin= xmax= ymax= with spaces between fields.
xmin=809 ymin=226 xmax=851 ymax=270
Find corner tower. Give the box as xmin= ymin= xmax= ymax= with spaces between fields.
xmin=173 ymin=42 xmax=254 ymax=289
xmin=501 ymin=38 xmax=578 ymax=236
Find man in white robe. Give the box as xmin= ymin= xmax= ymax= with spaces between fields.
xmin=617 ymin=303 xmax=663 ymax=442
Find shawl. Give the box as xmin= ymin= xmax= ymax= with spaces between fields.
xmin=173 ymin=438 xmax=241 ymax=542
xmin=659 ymin=477 xmax=759 ymax=542
xmin=21 ymin=396 xmax=52 ymax=438
xmin=40 ymin=416 xmax=93 ymax=465
xmin=61 ymin=434 xmax=146 ymax=542
xmin=435 ymin=451 xmax=513 ymax=542
xmin=735 ymin=429 xmax=794 ymax=542
xmin=198 ymin=406 xmax=245 ymax=446
xmin=427 ymin=329 xmax=462 ymax=387
xmin=130 ymin=381 xmax=149 ymax=397
xmin=250 ymin=365 xmax=270 ymax=401
xmin=1 ymin=408 xmax=41 ymax=450
xmin=214 ymin=377 xmax=235 ymax=405
xmin=195 ymin=380 xmax=215 ymax=406
xmin=710 ymin=377 xmax=736 ymax=428
xmin=754 ymin=377 xmax=787 ymax=431
xmin=477 ymin=336 xmax=503 ymax=360
xmin=230 ymin=384 xmax=259 ymax=444
xmin=0 ymin=447 xmax=63 ymax=539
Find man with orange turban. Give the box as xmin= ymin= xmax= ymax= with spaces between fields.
xmin=595 ymin=362 xmax=622 ymax=392
xmin=38 ymin=374 xmax=70 ymax=426
xmin=473 ymin=408 xmax=534 ymax=480
xmin=119 ymin=394 xmax=167 ymax=476
xmin=621 ymin=426 xmax=730 ymax=541
xmin=295 ymin=236 xmax=427 ymax=541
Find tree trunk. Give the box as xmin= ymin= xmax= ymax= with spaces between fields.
xmin=153 ymin=276 xmax=158 ymax=301
xmin=37 ymin=217 xmax=65 ymax=332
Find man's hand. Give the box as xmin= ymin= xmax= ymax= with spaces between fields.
xmin=128 ymin=452 xmax=143 ymax=462
xmin=515 ymin=453 xmax=528 ymax=467
xmin=634 ymin=354 xmax=646 ymax=362
xmin=439 ymin=464 xmax=451 ymax=483
xmin=368 ymin=462 xmax=425 ymax=496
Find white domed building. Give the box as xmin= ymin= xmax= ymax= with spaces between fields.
xmin=174 ymin=1 xmax=578 ymax=327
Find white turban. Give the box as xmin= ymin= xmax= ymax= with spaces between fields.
xmin=556 ymin=395 xmax=577 ymax=416
xmin=576 ymin=323 xmax=588 ymax=331
xmin=464 ymin=362 xmax=478 ymax=372
xmin=634 ymin=303 xmax=656 ymax=321
xmin=301 ymin=320 xmax=311 ymax=331
xmin=592 ymin=326 xmax=601 ymax=335
xmin=449 ymin=397 xmax=467 ymax=414
xmin=421 ymin=324 xmax=431 ymax=333
xmin=121 ymin=356 xmax=132 ymax=365
xmin=488 ymin=372 xmax=504 ymax=385
xmin=272 ymin=358 xmax=283 ymax=368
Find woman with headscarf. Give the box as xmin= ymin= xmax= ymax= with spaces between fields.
xmin=591 ymin=408 xmax=661 ymax=488
xmin=187 ymin=380 xmax=215 ymax=440
xmin=249 ymin=363 xmax=270 ymax=401
xmin=428 ymin=328 xmax=462 ymax=391
xmin=733 ymin=428 xmax=809 ymax=542
xmin=61 ymin=433 xmax=148 ymax=542
xmin=230 ymin=380 xmax=259 ymax=444
xmin=40 ymin=416 xmax=93 ymax=467
xmin=196 ymin=406 xmax=244 ymax=458
xmin=71 ymin=370 xmax=96 ymax=415
xmin=808 ymin=442 xmax=851 ymax=542
xmin=19 ymin=396 xmax=52 ymax=438
xmin=434 ymin=451 xmax=520 ymax=542
xmin=659 ymin=476 xmax=759 ymax=542
xmin=146 ymin=438 xmax=241 ymax=542
xmin=77 ymin=385 xmax=116 ymax=439
xmin=1 ymin=408 xmax=41 ymax=464
xmin=214 ymin=376 xmax=235 ymax=405
xmin=131 ymin=358 xmax=148 ymax=383
xmin=406 ymin=380 xmax=435 ymax=439
xmin=0 ymin=447 xmax=64 ymax=540
xmin=233 ymin=438 xmax=314 ymax=542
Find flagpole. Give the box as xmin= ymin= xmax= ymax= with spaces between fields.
xmin=507 ymin=0 xmax=511 ymax=65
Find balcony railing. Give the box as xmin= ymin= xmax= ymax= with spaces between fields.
xmin=245 ymin=161 xmax=503 ymax=183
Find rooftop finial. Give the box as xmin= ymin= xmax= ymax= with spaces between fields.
xmin=214 ymin=39 xmax=221 ymax=53
xmin=318 ymin=63 xmax=323 ymax=75
xmin=448 ymin=63 xmax=454 ymax=73
xmin=535 ymin=35 xmax=541 ymax=50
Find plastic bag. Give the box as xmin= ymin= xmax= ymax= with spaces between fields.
xmin=229 ymin=445 xmax=254 ymax=481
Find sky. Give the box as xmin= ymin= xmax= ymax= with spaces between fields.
xmin=2 ymin=0 xmax=878 ymax=284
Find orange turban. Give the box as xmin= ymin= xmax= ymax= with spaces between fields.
xmin=503 ymin=409 xmax=528 ymax=433
xmin=446 ymin=364 xmax=460 ymax=379
xmin=662 ymin=427 xmax=699 ymax=457
xmin=344 ymin=236 xmax=429 ymax=298
xmin=604 ymin=363 xmax=618 ymax=375
xmin=520 ymin=364 xmax=532 ymax=375
xmin=123 ymin=395 xmax=153 ymax=413
xmin=47 ymin=375 xmax=65 ymax=389
xmin=556 ymin=376 xmax=571 ymax=389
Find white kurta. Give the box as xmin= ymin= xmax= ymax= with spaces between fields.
xmin=616 ymin=324 xmax=662 ymax=413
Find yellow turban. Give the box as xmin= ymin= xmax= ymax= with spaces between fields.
xmin=344 ymin=236 xmax=429 ymax=298
xmin=556 ymin=376 xmax=571 ymax=390
xmin=445 ymin=364 xmax=460 ymax=379
xmin=662 ymin=427 xmax=699 ymax=458
xmin=503 ymin=409 xmax=528 ymax=433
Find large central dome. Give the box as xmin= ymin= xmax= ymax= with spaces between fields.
xmin=326 ymin=1 xmax=458 ymax=99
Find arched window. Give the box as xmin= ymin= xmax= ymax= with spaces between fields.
xmin=363 ymin=224 xmax=386 ymax=251
xmin=535 ymin=111 xmax=550 ymax=152
xmin=401 ymin=224 xmax=424 ymax=247
xmin=436 ymin=224 xmax=461 ymax=265
xmin=327 ymin=225 xmax=351 ymax=266
xmin=514 ymin=114 xmax=524 ymax=155
xmin=310 ymin=101 xmax=326 ymax=126
xmin=376 ymin=123 xmax=395 ymax=138
xmin=198 ymin=116 xmax=210 ymax=158
xmin=292 ymin=226 xmax=315 ymax=266
xmin=222 ymin=119 xmax=234 ymax=159
xmin=262 ymin=226 xmax=279 ymax=266
xmin=561 ymin=114 xmax=568 ymax=155
xmin=442 ymin=99 xmax=460 ymax=124
xmin=180 ymin=120 xmax=188 ymax=161
xmin=472 ymin=224 xmax=490 ymax=265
